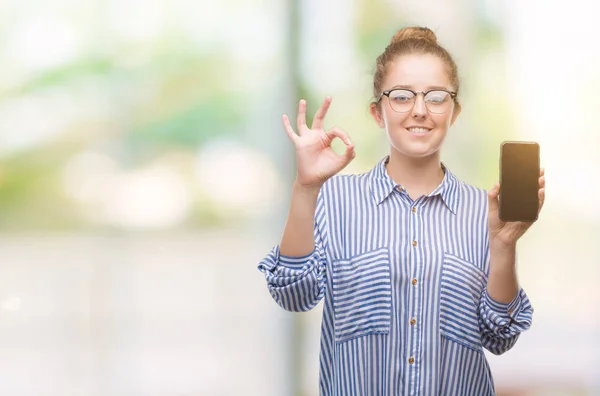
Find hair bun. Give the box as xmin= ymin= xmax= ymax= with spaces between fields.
xmin=391 ymin=27 xmax=438 ymax=45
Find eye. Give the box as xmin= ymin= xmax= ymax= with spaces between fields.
xmin=425 ymin=91 xmax=450 ymax=103
xmin=389 ymin=90 xmax=414 ymax=102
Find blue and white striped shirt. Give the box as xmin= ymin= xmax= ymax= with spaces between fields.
xmin=258 ymin=156 xmax=533 ymax=396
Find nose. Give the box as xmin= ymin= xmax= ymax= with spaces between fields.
xmin=411 ymin=94 xmax=427 ymax=119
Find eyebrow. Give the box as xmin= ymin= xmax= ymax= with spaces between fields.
xmin=391 ymin=84 xmax=450 ymax=91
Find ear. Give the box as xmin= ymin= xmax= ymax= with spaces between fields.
xmin=449 ymin=103 xmax=461 ymax=126
xmin=370 ymin=103 xmax=385 ymax=128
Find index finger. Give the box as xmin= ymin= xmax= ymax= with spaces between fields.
xmin=312 ymin=96 xmax=332 ymax=130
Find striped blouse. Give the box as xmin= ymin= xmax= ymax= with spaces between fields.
xmin=258 ymin=156 xmax=533 ymax=396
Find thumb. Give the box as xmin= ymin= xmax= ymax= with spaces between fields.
xmin=487 ymin=182 xmax=500 ymax=213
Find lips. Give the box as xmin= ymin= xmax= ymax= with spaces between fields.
xmin=407 ymin=127 xmax=431 ymax=133
xmin=406 ymin=127 xmax=432 ymax=135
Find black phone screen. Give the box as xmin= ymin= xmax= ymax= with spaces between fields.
xmin=499 ymin=141 xmax=540 ymax=222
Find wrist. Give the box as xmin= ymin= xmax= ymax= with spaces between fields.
xmin=490 ymin=239 xmax=517 ymax=253
xmin=489 ymin=240 xmax=517 ymax=271
xmin=292 ymin=180 xmax=322 ymax=198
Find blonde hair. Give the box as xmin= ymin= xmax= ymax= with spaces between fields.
xmin=373 ymin=27 xmax=460 ymax=110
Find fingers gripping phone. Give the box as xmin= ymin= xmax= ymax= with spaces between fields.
xmin=499 ymin=141 xmax=540 ymax=222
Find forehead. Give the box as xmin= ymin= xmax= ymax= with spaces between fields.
xmin=384 ymin=53 xmax=451 ymax=89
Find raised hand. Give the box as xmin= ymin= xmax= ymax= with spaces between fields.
xmin=283 ymin=97 xmax=355 ymax=189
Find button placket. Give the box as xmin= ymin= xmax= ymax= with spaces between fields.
xmin=407 ymin=196 xmax=423 ymax=390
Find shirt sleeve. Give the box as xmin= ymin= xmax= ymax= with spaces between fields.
xmin=478 ymin=287 xmax=534 ymax=355
xmin=257 ymin=190 xmax=328 ymax=312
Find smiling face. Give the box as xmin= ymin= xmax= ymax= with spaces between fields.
xmin=370 ymin=53 xmax=461 ymax=159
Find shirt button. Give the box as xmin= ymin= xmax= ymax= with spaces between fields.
xmin=410 ymin=318 xmax=416 ymax=326
xmin=412 ymin=207 xmax=417 ymax=213
xmin=412 ymin=240 xmax=417 ymax=247
xmin=411 ymin=278 xmax=418 ymax=286
xmin=408 ymin=356 xmax=415 ymax=364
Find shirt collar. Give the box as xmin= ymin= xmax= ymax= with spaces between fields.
xmin=368 ymin=156 xmax=461 ymax=214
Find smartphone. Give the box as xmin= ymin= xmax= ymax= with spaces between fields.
xmin=499 ymin=141 xmax=540 ymax=222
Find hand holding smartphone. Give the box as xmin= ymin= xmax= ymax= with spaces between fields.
xmin=499 ymin=141 xmax=540 ymax=222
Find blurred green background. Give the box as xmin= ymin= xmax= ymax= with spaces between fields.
xmin=0 ymin=0 xmax=518 ymax=232
xmin=0 ymin=0 xmax=598 ymax=395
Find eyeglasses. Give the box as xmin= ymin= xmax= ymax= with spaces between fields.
xmin=377 ymin=88 xmax=457 ymax=114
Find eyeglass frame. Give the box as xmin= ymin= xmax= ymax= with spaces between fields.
xmin=376 ymin=88 xmax=458 ymax=114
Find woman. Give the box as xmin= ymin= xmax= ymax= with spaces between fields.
xmin=258 ymin=26 xmax=545 ymax=396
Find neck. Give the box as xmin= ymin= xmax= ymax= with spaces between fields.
xmin=385 ymin=150 xmax=445 ymax=199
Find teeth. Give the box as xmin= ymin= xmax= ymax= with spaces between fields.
xmin=408 ymin=128 xmax=430 ymax=133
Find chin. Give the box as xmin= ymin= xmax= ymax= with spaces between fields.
xmin=406 ymin=150 xmax=438 ymax=158
xmin=392 ymin=142 xmax=441 ymax=158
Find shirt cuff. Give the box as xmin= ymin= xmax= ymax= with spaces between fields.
xmin=278 ymin=249 xmax=316 ymax=270
xmin=258 ymin=245 xmax=316 ymax=274
xmin=484 ymin=288 xmax=524 ymax=322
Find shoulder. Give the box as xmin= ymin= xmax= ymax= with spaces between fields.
xmin=461 ymin=180 xmax=488 ymax=198
xmin=321 ymin=169 xmax=371 ymax=192
xmin=318 ymin=169 xmax=373 ymax=203
xmin=453 ymin=177 xmax=489 ymax=210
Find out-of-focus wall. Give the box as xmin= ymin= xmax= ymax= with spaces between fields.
xmin=0 ymin=231 xmax=287 ymax=395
